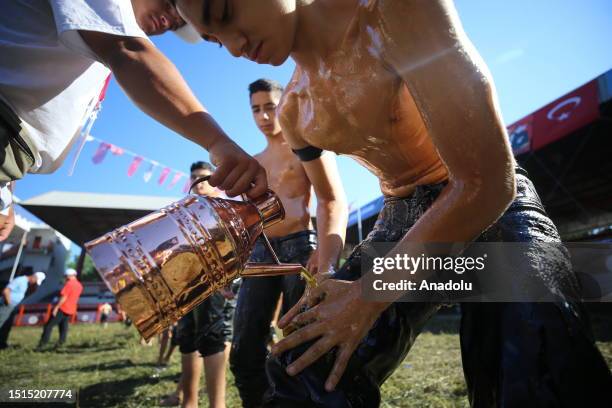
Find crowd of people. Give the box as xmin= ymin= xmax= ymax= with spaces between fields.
xmin=1 ymin=1 xmax=611 ymax=407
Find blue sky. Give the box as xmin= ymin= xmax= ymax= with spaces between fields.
xmin=14 ymin=0 xmax=612 ymax=250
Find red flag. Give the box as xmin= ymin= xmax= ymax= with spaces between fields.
xmin=158 ymin=167 xmax=171 ymax=185
xmin=127 ymin=156 xmax=143 ymax=177
xmin=92 ymin=142 xmax=111 ymax=164
xmin=98 ymin=75 xmax=112 ymax=103
xmin=531 ymin=80 xmax=599 ymax=151
xmin=168 ymin=172 xmax=184 ymax=189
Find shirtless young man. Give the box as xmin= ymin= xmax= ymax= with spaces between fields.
xmin=176 ymin=0 xmax=612 ymax=406
xmin=229 ymin=78 xmax=348 ymax=408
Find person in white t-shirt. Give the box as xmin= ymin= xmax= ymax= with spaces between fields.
xmin=0 ymin=0 xmax=267 ymax=240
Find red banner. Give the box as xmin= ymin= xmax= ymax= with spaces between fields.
xmin=530 ymin=80 xmax=599 ymax=151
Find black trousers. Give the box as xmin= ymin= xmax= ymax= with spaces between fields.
xmin=39 ymin=310 xmax=71 ymax=346
xmin=264 ymin=169 xmax=612 ymax=407
xmin=230 ymin=230 xmax=317 ymax=408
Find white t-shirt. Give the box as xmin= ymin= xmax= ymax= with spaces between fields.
xmin=0 ymin=0 xmax=147 ymax=174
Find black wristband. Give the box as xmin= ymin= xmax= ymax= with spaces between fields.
xmin=292 ymin=145 xmax=324 ymax=162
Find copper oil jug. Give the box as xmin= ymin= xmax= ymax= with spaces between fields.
xmin=85 ymin=179 xmax=310 ymax=340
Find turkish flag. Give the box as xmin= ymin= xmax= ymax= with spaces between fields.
xmin=531 ymin=80 xmax=599 ymax=151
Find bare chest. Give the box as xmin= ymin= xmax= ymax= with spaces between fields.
xmin=257 ymin=149 xmax=309 ymax=197
xmin=279 ymin=36 xmax=420 ymax=156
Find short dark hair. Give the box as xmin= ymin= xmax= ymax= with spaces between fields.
xmin=23 ymin=267 xmax=34 ymax=276
xmin=190 ymin=161 xmax=214 ymax=173
xmin=249 ymin=78 xmax=284 ymax=98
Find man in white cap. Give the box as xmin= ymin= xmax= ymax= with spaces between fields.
xmin=37 ymin=268 xmax=83 ymax=350
xmin=0 ymin=0 xmax=267 ymax=241
xmin=0 ymin=267 xmax=46 ymax=349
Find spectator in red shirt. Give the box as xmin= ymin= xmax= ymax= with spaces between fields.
xmin=36 ymin=268 xmax=83 ymax=350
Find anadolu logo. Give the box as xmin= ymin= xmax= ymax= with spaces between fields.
xmin=509 ymin=123 xmax=529 ymax=152
xmin=547 ymin=96 xmax=581 ymax=122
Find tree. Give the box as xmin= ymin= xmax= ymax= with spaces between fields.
xmin=66 ymin=253 xmax=100 ymax=282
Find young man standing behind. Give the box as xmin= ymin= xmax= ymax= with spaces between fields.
xmin=37 ymin=268 xmax=83 ymax=350
xmin=229 ymin=79 xmax=348 ymax=408
xmin=161 ymin=161 xmax=234 ymax=408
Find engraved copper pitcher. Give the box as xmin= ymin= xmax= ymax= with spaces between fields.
xmin=85 ymin=186 xmax=305 ymax=340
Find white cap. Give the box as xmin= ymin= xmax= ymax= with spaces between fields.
xmin=34 ymin=272 xmax=46 ymax=286
xmin=174 ymin=24 xmax=202 ymax=44
xmin=65 ymin=268 xmax=77 ymax=276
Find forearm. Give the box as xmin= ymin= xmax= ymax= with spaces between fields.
xmin=55 ymin=296 xmax=67 ymax=309
xmin=363 ymin=178 xmax=515 ymax=315
xmin=2 ymin=289 xmax=10 ymax=305
xmin=315 ymin=199 xmax=348 ymax=272
xmin=107 ymin=41 xmax=229 ymax=150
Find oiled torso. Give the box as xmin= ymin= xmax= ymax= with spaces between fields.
xmin=256 ymin=141 xmax=313 ymax=238
xmin=279 ymin=3 xmax=448 ymax=198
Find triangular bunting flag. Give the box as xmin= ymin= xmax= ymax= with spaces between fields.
xmin=182 ymin=178 xmax=192 ymax=193
xmin=143 ymin=161 xmax=157 ymax=183
xmin=127 ymin=156 xmax=144 ymax=177
xmin=92 ymin=142 xmax=111 ymax=164
xmin=158 ymin=167 xmax=171 ymax=185
xmin=168 ymin=172 xmax=184 ymax=189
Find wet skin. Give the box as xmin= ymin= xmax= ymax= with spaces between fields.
xmin=280 ymin=41 xmax=449 ymax=199
xmin=250 ymin=91 xmax=313 ymax=239
xmin=177 ymin=0 xmax=516 ymax=392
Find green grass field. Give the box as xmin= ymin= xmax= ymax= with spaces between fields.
xmin=1 ymin=316 xmax=611 ymax=408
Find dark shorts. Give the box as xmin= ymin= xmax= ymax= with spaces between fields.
xmin=265 ymin=168 xmax=612 ymax=407
xmin=176 ymin=292 xmax=232 ymax=357
xmin=169 ymin=324 xmax=179 ymax=347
